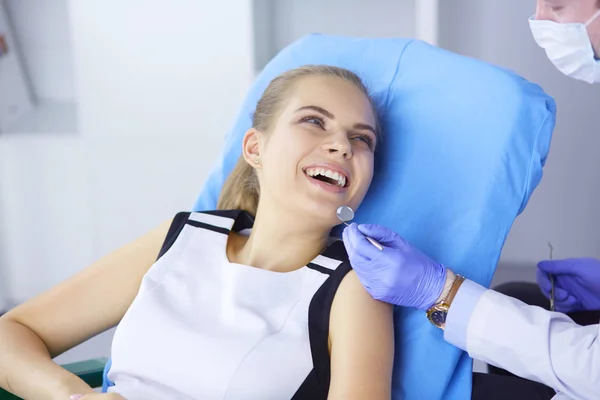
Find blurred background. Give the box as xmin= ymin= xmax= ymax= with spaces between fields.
xmin=0 ymin=0 xmax=599 ymax=368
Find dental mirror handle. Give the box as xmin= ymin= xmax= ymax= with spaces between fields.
xmin=342 ymin=221 xmax=384 ymax=251
xmin=366 ymin=236 xmax=384 ymax=251
xmin=548 ymin=242 xmax=555 ymax=312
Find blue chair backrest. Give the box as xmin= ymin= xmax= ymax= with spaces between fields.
xmin=102 ymin=358 xmax=112 ymax=392
xmin=192 ymin=34 xmax=556 ymax=399
xmin=104 ymin=34 xmax=556 ymax=399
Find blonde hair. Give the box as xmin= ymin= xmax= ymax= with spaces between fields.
xmin=217 ymin=65 xmax=379 ymax=216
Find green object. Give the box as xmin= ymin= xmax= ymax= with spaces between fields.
xmin=0 ymin=357 xmax=107 ymax=400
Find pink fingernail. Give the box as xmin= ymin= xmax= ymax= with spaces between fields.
xmin=70 ymin=395 xmax=84 ymax=400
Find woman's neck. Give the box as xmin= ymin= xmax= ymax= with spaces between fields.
xmin=228 ymin=203 xmax=331 ymax=273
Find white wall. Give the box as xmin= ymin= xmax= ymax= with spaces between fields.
xmin=0 ymin=0 xmax=254 ymax=363
xmin=0 ymin=0 xmax=33 ymax=131
xmin=271 ymin=0 xmax=415 ymax=50
xmin=70 ymin=0 xmax=253 ymax=139
xmin=68 ymin=0 xmax=255 ymax=256
xmin=0 ymin=0 xmax=255 ymax=309
xmin=439 ymin=0 xmax=600 ymax=270
xmin=4 ymin=0 xmax=76 ymax=102
xmin=0 ymin=134 xmax=95 ymax=298
xmin=254 ymin=0 xmax=417 ymax=71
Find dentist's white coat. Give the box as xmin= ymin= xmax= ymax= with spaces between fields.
xmin=444 ymin=280 xmax=600 ymax=400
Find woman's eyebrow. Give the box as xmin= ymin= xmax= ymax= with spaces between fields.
xmin=353 ymin=123 xmax=376 ymax=136
xmin=295 ymin=105 xmax=334 ymax=119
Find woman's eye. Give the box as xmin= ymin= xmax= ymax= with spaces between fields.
xmin=300 ymin=116 xmax=325 ymax=128
xmin=353 ymin=134 xmax=375 ymax=150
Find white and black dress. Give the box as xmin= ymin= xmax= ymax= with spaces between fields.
xmin=106 ymin=210 xmax=352 ymax=399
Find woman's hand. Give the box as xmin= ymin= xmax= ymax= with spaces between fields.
xmin=70 ymin=393 xmax=126 ymax=399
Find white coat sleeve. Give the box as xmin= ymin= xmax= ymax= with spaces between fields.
xmin=444 ymin=279 xmax=600 ymax=400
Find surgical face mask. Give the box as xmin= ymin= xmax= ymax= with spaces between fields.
xmin=529 ymin=10 xmax=600 ymax=84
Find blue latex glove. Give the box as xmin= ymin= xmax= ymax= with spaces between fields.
xmin=342 ymin=223 xmax=447 ymax=310
xmin=536 ymin=257 xmax=600 ymax=313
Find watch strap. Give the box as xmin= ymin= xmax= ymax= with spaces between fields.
xmin=444 ymin=274 xmax=465 ymax=306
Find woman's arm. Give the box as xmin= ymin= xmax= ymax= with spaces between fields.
xmin=0 ymin=218 xmax=172 ymax=400
xmin=328 ymin=270 xmax=394 ymax=400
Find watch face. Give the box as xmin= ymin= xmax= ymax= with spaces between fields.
xmin=430 ymin=310 xmax=447 ymax=327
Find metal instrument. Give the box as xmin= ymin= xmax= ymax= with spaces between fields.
xmin=336 ymin=206 xmax=384 ymax=251
xmin=548 ymin=242 xmax=555 ymax=312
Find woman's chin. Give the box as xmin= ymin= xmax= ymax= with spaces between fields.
xmin=299 ymin=204 xmax=342 ymax=229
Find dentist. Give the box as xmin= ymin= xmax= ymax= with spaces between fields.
xmin=343 ymin=1 xmax=600 ymax=399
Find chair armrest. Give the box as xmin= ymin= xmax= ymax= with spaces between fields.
xmin=62 ymin=358 xmax=108 ymax=390
xmin=0 ymin=357 xmax=108 ymax=400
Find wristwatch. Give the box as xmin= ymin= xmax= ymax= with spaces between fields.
xmin=426 ymin=274 xmax=465 ymax=329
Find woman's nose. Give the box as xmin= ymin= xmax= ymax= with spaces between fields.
xmin=325 ymin=137 xmax=352 ymax=159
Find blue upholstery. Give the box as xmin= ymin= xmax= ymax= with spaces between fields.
xmin=102 ymin=35 xmax=555 ymax=398
xmin=191 ymin=34 xmax=556 ymax=399
xmin=101 ymin=358 xmax=112 ymax=392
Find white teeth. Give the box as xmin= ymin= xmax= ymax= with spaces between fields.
xmin=305 ymin=167 xmax=347 ymax=187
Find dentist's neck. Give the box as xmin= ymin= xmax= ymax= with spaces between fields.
xmin=233 ymin=199 xmax=331 ymax=273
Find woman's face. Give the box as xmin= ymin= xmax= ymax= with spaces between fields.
xmin=247 ymin=75 xmax=378 ymax=227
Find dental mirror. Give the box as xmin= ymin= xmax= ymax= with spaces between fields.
xmin=336 ymin=206 xmax=384 ymax=251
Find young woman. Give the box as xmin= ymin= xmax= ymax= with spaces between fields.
xmin=0 ymin=65 xmax=394 ymax=400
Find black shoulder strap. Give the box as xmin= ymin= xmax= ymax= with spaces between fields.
xmin=156 ymin=210 xmax=252 ymax=261
xmin=292 ymin=240 xmax=353 ymax=399
xmin=156 ymin=212 xmax=191 ymax=260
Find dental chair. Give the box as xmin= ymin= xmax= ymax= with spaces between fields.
xmin=0 ymin=34 xmax=555 ymax=400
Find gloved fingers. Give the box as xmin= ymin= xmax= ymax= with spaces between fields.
xmin=537 ymin=259 xmax=578 ymax=275
xmin=555 ymin=295 xmax=579 ymax=313
xmin=536 ymin=269 xmax=552 ymax=297
xmin=536 ymin=269 xmax=574 ymax=301
xmin=355 ymin=232 xmax=387 ymax=261
xmin=342 ymin=223 xmax=360 ymax=253
xmin=356 ymin=224 xmax=400 ymax=245
xmin=553 ymin=287 xmax=571 ymax=302
xmin=342 ymin=223 xmax=381 ymax=261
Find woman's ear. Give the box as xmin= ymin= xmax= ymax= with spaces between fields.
xmin=242 ymin=128 xmax=262 ymax=168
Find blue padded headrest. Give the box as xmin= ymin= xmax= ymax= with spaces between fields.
xmin=193 ymin=34 xmax=556 ymax=399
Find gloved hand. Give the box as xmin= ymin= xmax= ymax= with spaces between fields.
xmin=537 ymin=257 xmax=600 ymax=313
xmin=342 ymin=223 xmax=447 ymax=310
